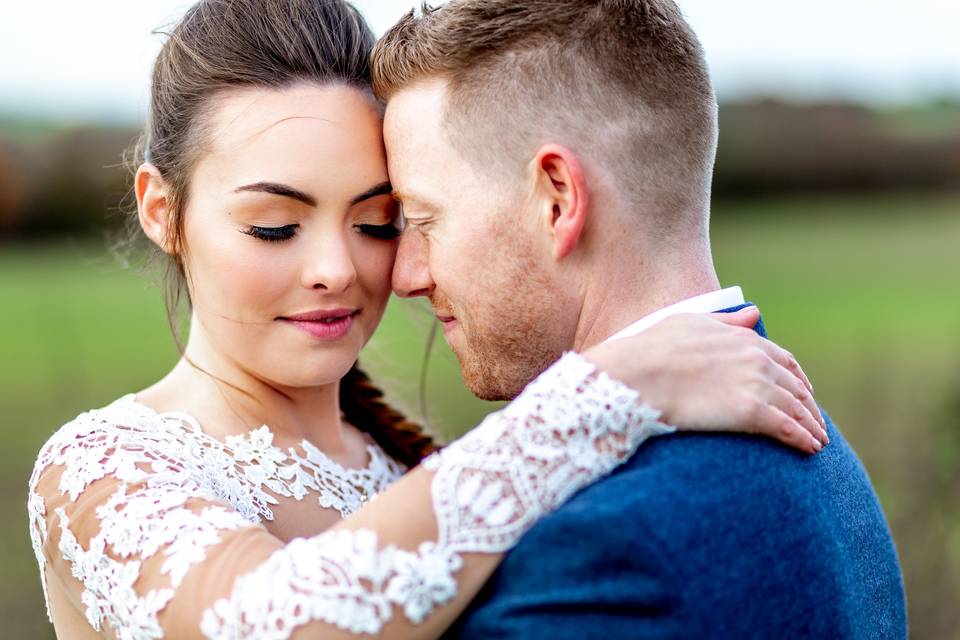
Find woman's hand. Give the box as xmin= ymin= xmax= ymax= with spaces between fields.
xmin=582 ymin=306 xmax=828 ymax=454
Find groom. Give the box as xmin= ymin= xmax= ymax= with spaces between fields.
xmin=372 ymin=0 xmax=907 ymax=637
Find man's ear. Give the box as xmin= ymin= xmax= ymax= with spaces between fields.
xmin=533 ymin=144 xmax=589 ymax=261
xmin=136 ymin=164 xmax=176 ymax=254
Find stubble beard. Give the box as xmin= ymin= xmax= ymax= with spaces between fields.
xmin=459 ymin=319 xmax=563 ymax=400
xmin=435 ymin=274 xmax=569 ymax=402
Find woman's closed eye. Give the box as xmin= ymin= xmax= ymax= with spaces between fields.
xmin=355 ymin=221 xmax=402 ymax=240
xmin=353 ymin=197 xmax=403 ymax=240
xmin=243 ymin=224 xmax=299 ymax=242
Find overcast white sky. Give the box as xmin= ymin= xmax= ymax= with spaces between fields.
xmin=1 ymin=0 xmax=958 ymax=122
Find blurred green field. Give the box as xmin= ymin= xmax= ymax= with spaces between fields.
xmin=2 ymin=193 xmax=959 ymax=638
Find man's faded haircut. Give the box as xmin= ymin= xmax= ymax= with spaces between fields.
xmin=372 ymin=0 xmax=719 ymax=236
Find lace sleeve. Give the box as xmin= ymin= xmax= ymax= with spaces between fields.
xmin=29 ymin=352 xmax=672 ymax=639
xmin=28 ymin=402 xmax=271 ymax=639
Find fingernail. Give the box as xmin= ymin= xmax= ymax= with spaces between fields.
xmin=813 ymin=439 xmax=823 ymax=452
xmin=820 ymin=429 xmax=830 ymax=445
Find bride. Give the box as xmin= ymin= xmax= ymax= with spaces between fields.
xmin=28 ymin=1 xmax=828 ymax=638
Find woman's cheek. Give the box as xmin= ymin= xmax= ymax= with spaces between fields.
xmin=198 ymin=238 xmax=294 ymax=323
xmin=233 ymin=248 xmax=294 ymax=311
xmin=356 ymin=241 xmax=397 ymax=331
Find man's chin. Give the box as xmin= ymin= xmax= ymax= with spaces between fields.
xmin=466 ymin=379 xmax=514 ymax=402
xmin=447 ymin=324 xmax=561 ymax=401
xmin=465 ymin=379 xmax=515 ymax=402
xmin=451 ymin=348 xmax=524 ymax=401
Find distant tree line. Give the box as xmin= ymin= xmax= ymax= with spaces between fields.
xmin=1 ymin=98 xmax=958 ymax=239
xmin=0 ymin=125 xmax=136 ymax=238
xmin=715 ymin=99 xmax=960 ymax=196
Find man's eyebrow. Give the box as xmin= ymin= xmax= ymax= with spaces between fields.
xmin=392 ymin=189 xmax=439 ymax=213
xmin=350 ymin=181 xmax=393 ymax=206
xmin=234 ymin=182 xmax=316 ymax=207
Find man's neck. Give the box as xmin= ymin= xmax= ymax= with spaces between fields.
xmin=572 ymin=265 xmax=722 ymax=351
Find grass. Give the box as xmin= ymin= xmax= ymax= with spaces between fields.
xmin=1 ymin=193 xmax=958 ymax=638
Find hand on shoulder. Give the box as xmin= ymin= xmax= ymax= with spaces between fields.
xmin=583 ymin=307 xmax=828 ymax=454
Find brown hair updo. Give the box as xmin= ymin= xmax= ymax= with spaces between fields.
xmin=133 ymin=0 xmax=437 ymax=468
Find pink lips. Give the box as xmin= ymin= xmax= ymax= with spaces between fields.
xmin=280 ymin=308 xmax=358 ymax=341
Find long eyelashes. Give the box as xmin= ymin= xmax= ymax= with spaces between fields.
xmin=243 ymin=224 xmax=298 ymax=242
xmin=242 ymin=222 xmax=401 ymax=243
xmin=356 ymin=223 xmax=402 ymax=240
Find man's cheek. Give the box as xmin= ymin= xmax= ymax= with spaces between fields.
xmin=443 ymin=261 xmax=475 ymax=300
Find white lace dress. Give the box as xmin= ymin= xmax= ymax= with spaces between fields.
xmin=28 ymin=353 xmax=673 ymax=640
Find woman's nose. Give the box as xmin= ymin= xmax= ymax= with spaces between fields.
xmin=301 ymin=233 xmax=357 ymax=293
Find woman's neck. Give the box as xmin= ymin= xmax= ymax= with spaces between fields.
xmin=140 ymin=326 xmax=350 ymax=454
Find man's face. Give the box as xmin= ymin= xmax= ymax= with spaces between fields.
xmin=384 ymin=80 xmax=575 ymax=400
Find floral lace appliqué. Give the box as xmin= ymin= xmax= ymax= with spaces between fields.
xmin=27 ymin=396 xmax=405 ymax=639
xmin=29 ymin=354 xmax=671 ymax=639
xmin=200 ymin=353 xmax=673 ymax=639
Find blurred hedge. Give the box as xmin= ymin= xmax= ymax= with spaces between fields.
xmin=0 ymin=122 xmax=137 ymax=238
xmin=1 ymin=98 xmax=959 ymax=239
xmin=716 ymin=98 xmax=960 ymax=196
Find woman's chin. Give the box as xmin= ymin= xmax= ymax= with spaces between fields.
xmin=262 ymin=354 xmax=360 ymax=390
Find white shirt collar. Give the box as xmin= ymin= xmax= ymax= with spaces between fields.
xmin=603 ymin=286 xmax=746 ymax=344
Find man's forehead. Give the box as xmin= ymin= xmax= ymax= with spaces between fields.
xmin=384 ymin=80 xmax=449 ymax=137
xmin=384 ymin=86 xmax=457 ymax=184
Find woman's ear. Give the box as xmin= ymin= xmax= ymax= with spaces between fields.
xmin=533 ymin=144 xmax=589 ymax=261
xmin=136 ymin=164 xmax=175 ymax=254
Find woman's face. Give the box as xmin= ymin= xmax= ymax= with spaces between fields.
xmin=178 ymin=83 xmax=398 ymax=389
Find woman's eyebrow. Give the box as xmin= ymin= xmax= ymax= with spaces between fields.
xmin=234 ymin=182 xmax=317 ymax=207
xmin=350 ymin=181 xmax=392 ymax=206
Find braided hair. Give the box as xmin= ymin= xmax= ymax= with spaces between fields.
xmin=340 ymin=365 xmax=439 ymax=468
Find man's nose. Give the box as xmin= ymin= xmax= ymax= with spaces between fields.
xmin=392 ymin=228 xmax=434 ymax=298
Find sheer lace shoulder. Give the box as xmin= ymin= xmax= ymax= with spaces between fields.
xmin=28 ymin=353 xmax=673 ymax=639
xmin=28 ymin=394 xmax=405 ymax=636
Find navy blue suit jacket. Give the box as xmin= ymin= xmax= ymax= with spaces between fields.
xmin=447 ymin=308 xmax=906 ymax=639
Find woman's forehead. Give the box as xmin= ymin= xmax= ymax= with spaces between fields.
xmin=185 ymin=85 xmax=387 ymax=198
xmin=206 ymin=83 xmax=382 ymax=151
